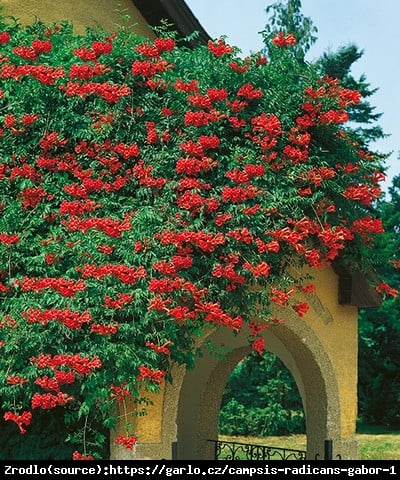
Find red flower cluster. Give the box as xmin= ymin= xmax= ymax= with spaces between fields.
xmin=207 ymin=39 xmax=233 ymax=57
xmin=145 ymin=341 xmax=172 ymax=355
xmin=73 ymin=41 xmax=112 ymax=61
xmin=72 ymin=451 xmax=94 ymax=460
xmin=18 ymin=277 xmax=86 ymax=297
xmin=103 ymin=293 xmax=133 ymax=309
xmin=60 ymin=81 xmax=131 ymax=103
xmin=115 ymin=435 xmax=138 ymax=450
xmin=30 ymin=353 xmax=102 ymax=375
xmin=22 ymin=308 xmax=92 ymax=329
xmin=34 ymin=371 xmax=75 ymax=393
xmin=31 ymin=392 xmax=74 ymax=409
xmin=272 ymin=32 xmax=297 ymax=47
xmin=0 ymin=233 xmax=20 ymax=244
xmin=343 ymin=184 xmax=382 ymax=206
xmin=4 ymin=411 xmax=32 ymax=434
xmin=90 ymin=323 xmax=118 ymax=335
xmin=137 ymin=366 xmax=165 ymax=385
xmin=375 ymin=282 xmax=398 ymax=298
xmin=79 ymin=263 xmax=146 ymax=285
xmin=110 ymin=383 xmax=132 ymax=403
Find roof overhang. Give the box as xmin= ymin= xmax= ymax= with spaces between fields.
xmin=132 ymin=0 xmax=211 ymax=46
xmin=333 ymin=261 xmax=383 ymax=308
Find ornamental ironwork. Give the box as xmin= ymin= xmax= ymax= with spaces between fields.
xmin=208 ymin=439 xmax=306 ymax=460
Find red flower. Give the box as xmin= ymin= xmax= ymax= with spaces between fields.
xmin=298 ymin=187 xmax=312 ymax=196
xmin=272 ymin=32 xmax=297 ymax=47
xmin=97 ymin=245 xmax=114 ymax=255
xmin=7 ymin=376 xmax=28 ymax=385
xmin=0 ymin=31 xmax=11 ymax=44
xmin=229 ymin=61 xmax=249 ymax=73
xmin=292 ymin=302 xmax=309 ymax=318
xmin=137 ymin=365 xmax=165 ymax=384
xmin=252 ymin=337 xmax=265 ymax=355
xmin=23 ymin=308 xmax=91 ymax=329
xmin=115 ymin=435 xmax=138 ymax=450
xmin=343 ymin=184 xmax=382 ymax=206
xmin=270 ymin=287 xmax=293 ymax=306
xmin=318 ymin=109 xmax=349 ymax=124
xmin=4 ymin=411 xmax=32 ymax=434
xmin=110 ymin=383 xmax=132 ymax=403
xmin=251 ymin=113 xmax=282 ymax=135
xmin=13 ymin=45 xmax=38 ymax=61
xmin=31 ymin=392 xmax=74 ymax=409
xmin=135 ymin=43 xmax=160 ymax=58
xmin=18 ymin=277 xmax=87 ymax=297
xmin=19 ymin=186 xmax=51 ymax=209
xmin=207 ymin=39 xmax=233 ymax=57
xmin=145 ymin=341 xmax=172 ymax=355
xmin=72 ymin=451 xmax=94 ymax=460
xmin=0 ymin=233 xmax=20 ymax=245
xmin=301 ymin=284 xmax=316 ymax=294
xmin=92 ymin=41 xmax=112 ymax=56
xmin=103 ymin=293 xmax=133 ymax=309
xmin=131 ymin=59 xmax=172 ymax=77
xmin=249 ymin=322 xmax=270 ymax=336
xmin=174 ymin=79 xmax=199 ymax=92
xmin=31 ymin=39 xmax=52 ymax=54
xmin=351 ymin=216 xmax=384 ymax=242
xmin=90 ymin=323 xmax=118 ymax=335
xmin=376 ymin=282 xmax=398 ymax=298
xmin=237 ymin=83 xmax=263 ymax=100
xmin=154 ymin=37 xmax=175 ymax=53
xmin=243 ymin=261 xmax=271 ymax=278
xmin=34 ymin=372 xmax=75 ymax=392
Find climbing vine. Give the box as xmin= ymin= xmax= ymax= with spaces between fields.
xmin=0 ymin=16 xmax=396 ymax=459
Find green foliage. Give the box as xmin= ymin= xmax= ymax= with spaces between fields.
xmin=0 ymin=2 xmax=395 ymax=459
xmin=0 ymin=408 xmax=109 ymax=460
xmin=219 ymin=351 xmax=305 ymax=436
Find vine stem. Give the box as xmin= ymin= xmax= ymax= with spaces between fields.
xmin=8 ymin=250 xmax=11 ymax=278
xmin=83 ymin=415 xmax=88 ymax=456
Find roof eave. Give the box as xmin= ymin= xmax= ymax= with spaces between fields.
xmin=132 ymin=0 xmax=212 ymax=46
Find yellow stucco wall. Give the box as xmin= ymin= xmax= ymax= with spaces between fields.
xmin=1 ymin=0 xmax=155 ymax=38
xmin=113 ymin=388 xmax=164 ymax=444
xmin=305 ymin=267 xmax=359 ymax=438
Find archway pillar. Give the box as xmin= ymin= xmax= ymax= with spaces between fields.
xmin=110 ymin=364 xmax=186 ymax=460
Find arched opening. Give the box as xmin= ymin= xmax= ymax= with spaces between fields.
xmin=218 ymin=350 xmax=305 ymax=447
xmin=176 ymin=313 xmax=343 ymax=460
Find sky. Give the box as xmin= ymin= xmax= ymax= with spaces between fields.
xmin=185 ymin=0 xmax=400 ymax=194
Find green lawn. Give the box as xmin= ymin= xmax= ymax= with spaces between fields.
xmin=219 ymin=429 xmax=400 ymax=460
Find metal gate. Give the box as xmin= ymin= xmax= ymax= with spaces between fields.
xmin=207 ymin=439 xmax=306 ymax=460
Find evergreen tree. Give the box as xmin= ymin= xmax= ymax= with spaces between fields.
xmin=358 ymin=174 xmax=400 ymax=427
xmin=316 ymin=45 xmax=388 ymax=151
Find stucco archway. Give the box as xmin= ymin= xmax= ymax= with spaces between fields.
xmin=175 ymin=307 xmax=353 ymax=460
xmin=112 ymin=266 xmax=363 ymax=460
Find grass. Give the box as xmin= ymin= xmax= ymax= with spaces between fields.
xmin=219 ymin=427 xmax=400 ymax=460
